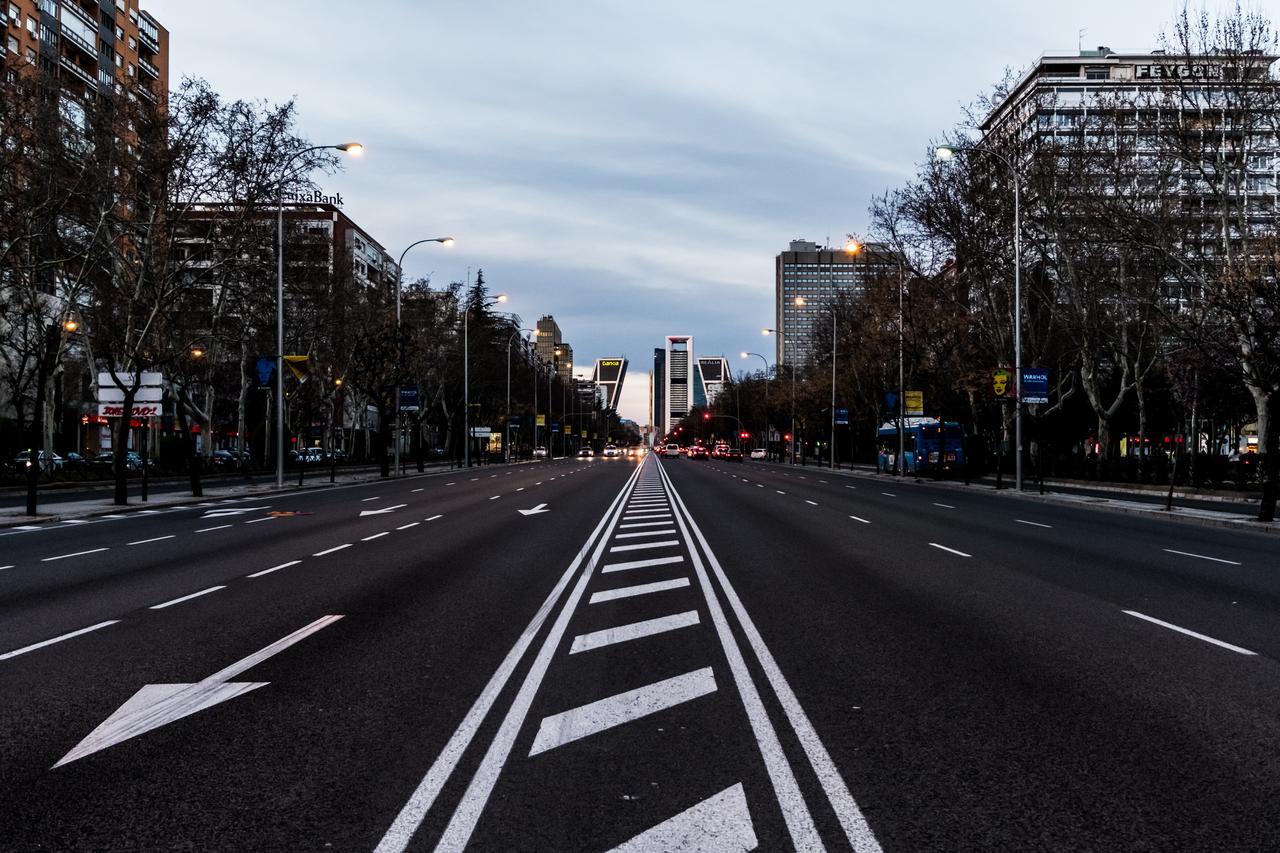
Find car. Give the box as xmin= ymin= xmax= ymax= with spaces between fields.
xmin=687 ymin=445 xmax=709 ymax=460
xmin=725 ymin=447 xmax=744 ymax=462
xmin=211 ymin=449 xmax=239 ymax=467
xmin=577 ymin=447 xmax=594 ymax=458
xmin=662 ymin=443 xmax=680 ymax=458
xmin=750 ymin=448 xmax=767 ymax=460
xmin=62 ymin=452 xmax=87 ymax=471
xmin=299 ymin=447 xmax=324 ymax=463
xmin=602 ymin=444 xmax=621 ymax=458
xmin=533 ymin=446 xmax=548 ymax=459
xmin=15 ymin=450 xmax=63 ymax=472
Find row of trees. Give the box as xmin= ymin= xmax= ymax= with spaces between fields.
xmin=703 ymin=5 xmax=1280 ymax=520
xmin=0 ymin=62 xmax=613 ymax=507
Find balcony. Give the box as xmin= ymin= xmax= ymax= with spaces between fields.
xmin=138 ymin=55 xmax=159 ymax=79
xmin=59 ymin=53 xmax=97 ymax=88
xmin=138 ymin=12 xmax=160 ymax=53
xmin=59 ymin=21 xmax=97 ymax=59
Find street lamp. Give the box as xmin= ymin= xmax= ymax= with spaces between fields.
xmin=935 ymin=142 xmax=1023 ymax=490
xmin=275 ymin=141 xmax=364 ymax=489
xmin=463 ymin=292 xmax=508 ymax=468
xmin=392 ymin=235 xmax=454 ymax=477
xmin=741 ymin=351 xmax=771 ymax=450
xmin=506 ymin=327 xmax=534 ymax=462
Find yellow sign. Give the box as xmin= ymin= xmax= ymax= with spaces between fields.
xmin=992 ymin=369 xmax=1012 ymax=398
xmin=905 ymin=390 xmax=924 ymax=416
xmin=600 ymin=360 xmax=621 ymax=366
xmin=564 ymin=425 xmax=574 ymax=435
xmin=536 ymin=414 xmax=546 ymax=426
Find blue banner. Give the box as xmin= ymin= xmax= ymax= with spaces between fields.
xmin=835 ymin=407 xmax=849 ymax=425
xmin=1021 ymin=369 xmax=1049 ymax=404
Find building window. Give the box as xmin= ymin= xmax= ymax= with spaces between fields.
xmin=114 ymin=51 xmax=122 ymax=66
xmin=6 ymin=34 xmax=16 ymax=54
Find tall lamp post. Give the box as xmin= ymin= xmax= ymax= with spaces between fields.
xmin=463 ymin=292 xmax=508 ymax=468
xmin=935 ymin=142 xmax=1023 ymax=490
xmin=506 ymin=327 xmax=534 ymax=462
xmin=741 ymin=351 xmax=770 ymax=450
xmin=761 ymin=326 xmax=797 ymax=462
xmin=276 ymin=141 xmax=363 ymax=488
xmin=393 ymin=235 xmax=454 ymax=477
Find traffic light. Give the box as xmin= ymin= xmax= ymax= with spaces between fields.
xmin=703 ymin=413 xmax=711 ymax=420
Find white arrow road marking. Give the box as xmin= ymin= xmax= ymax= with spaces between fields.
xmin=199 ymin=505 xmax=271 ymax=519
xmin=528 ymin=667 xmax=717 ymax=756
xmin=360 ymin=504 xmax=407 ymax=517
xmin=607 ymin=783 xmax=757 ymax=853
xmin=518 ymin=503 xmax=550 ymax=516
xmin=53 ymin=614 xmax=343 ymax=768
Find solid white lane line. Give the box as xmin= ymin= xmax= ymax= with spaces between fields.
xmin=929 ymin=543 xmax=971 ymax=558
xmin=1123 ymin=610 xmax=1257 ymax=656
xmin=0 ymin=565 xmax=12 ymax=571
xmin=397 ymin=522 xmax=420 ymax=530
xmin=375 ymin=460 xmax=646 ymax=853
xmin=602 ymin=555 xmax=686 ymax=573
xmin=361 ymin=496 xmax=382 ymax=502
xmin=196 ymin=525 xmax=231 ymax=533
xmin=149 ymin=585 xmax=225 ymax=610
xmin=845 ymin=485 xmax=857 ymax=489
xmin=313 ymin=544 xmax=351 ymax=557
xmin=776 ymin=490 xmax=786 ymax=495
xmin=570 ymin=610 xmax=701 ymax=654
xmin=128 ymin=535 xmax=175 ymax=546
xmin=1016 ymin=519 xmax=1053 ymax=529
xmin=489 ymin=496 xmax=500 ymax=500
xmin=607 ymin=783 xmax=757 ymax=853
xmin=933 ymin=503 xmax=955 ymax=509
xmin=41 ymin=548 xmax=107 ymax=562
xmin=101 ymin=514 xmax=126 ymax=518
xmin=655 ymin=462 xmax=832 ymax=850
xmin=426 ymin=514 xmax=443 ymax=521
xmin=0 ymin=620 xmax=120 ymax=661
xmin=412 ymin=488 xmax=425 ymax=493
xmin=1163 ymin=548 xmax=1241 ymax=566
xmin=248 ymin=560 xmax=301 ymax=578
xmin=62 ymin=519 xmax=90 ymax=525
xmin=589 ymin=577 xmax=692 ymax=603
xmin=363 ymin=532 xmax=390 ymax=541
xmin=516 ymin=487 xmax=525 ymax=492
xmin=881 ymin=492 xmax=896 ymax=497
xmin=609 ymin=540 xmax=680 ymax=553
xmin=244 ymin=517 xmax=275 ymax=524
xmin=619 ymin=521 xmax=673 ymax=529
xmin=849 ymin=515 xmax=871 ymax=524
xmin=805 ymin=500 xmax=818 ymax=506
xmin=528 ymin=668 xmax=717 ymax=756
xmin=614 ymin=529 xmax=677 ymax=539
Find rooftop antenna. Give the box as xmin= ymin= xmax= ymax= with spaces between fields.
xmin=1078 ymin=27 xmax=1087 ymax=53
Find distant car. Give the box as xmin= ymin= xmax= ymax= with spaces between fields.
xmin=577 ymin=447 xmax=594 ymax=458
xmin=662 ymin=443 xmax=680 ymax=458
xmin=533 ymin=447 xmax=548 ymax=459
xmin=63 ymin=452 xmax=87 ymax=471
xmin=687 ymin=445 xmax=709 ymax=460
xmin=725 ymin=447 xmax=744 ymax=462
xmin=299 ymin=447 xmax=324 ymax=463
xmin=15 ymin=450 xmax=63 ymax=472
xmin=750 ymin=448 xmax=767 ymax=460
xmin=211 ymin=449 xmax=238 ymax=467
xmin=602 ymin=444 xmax=621 ymax=458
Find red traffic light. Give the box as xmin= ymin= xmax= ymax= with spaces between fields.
xmin=703 ymin=413 xmax=711 ymax=420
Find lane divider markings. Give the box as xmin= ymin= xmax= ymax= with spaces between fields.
xmin=929 ymin=543 xmax=971 ymax=558
xmin=0 ymin=620 xmax=120 ymax=662
xmin=850 ymin=516 xmax=871 ymax=524
xmin=1123 ymin=610 xmax=1256 ymax=656
xmin=1016 ymin=519 xmax=1052 ymax=529
xmin=128 ymin=535 xmax=175 ymax=546
xmin=313 ymin=544 xmax=352 ymax=557
xmin=150 ymin=585 xmax=225 ymax=610
xmin=570 ymin=610 xmax=701 ymax=654
xmin=196 ymin=525 xmax=231 ymax=533
xmin=247 ymin=560 xmax=300 ymax=578
xmin=1162 ymin=548 xmax=1241 ymax=566
xmin=589 ymin=577 xmax=691 ymax=604
xmin=602 ymin=555 xmax=685 ymax=574
xmin=41 ymin=548 xmax=107 ymax=562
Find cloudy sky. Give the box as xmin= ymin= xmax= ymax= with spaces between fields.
xmin=149 ymin=0 xmax=1180 ymax=423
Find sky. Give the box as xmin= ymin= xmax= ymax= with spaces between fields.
xmin=149 ymin=0 xmax=1184 ymax=424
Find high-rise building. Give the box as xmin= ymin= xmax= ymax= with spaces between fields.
xmin=774 ymin=240 xmax=899 ymax=367
xmin=656 ymin=335 xmax=692 ymax=438
xmin=693 ymin=356 xmax=731 ymax=408
xmin=534 ymin=315 xmax=561 ymax=365
xmin=650 ymin=347 xmax=665 ymax=444
xmin=556 ymin=342 xmax=573 ymax=383
xmin=592 ymin=357 xmax=628 ymax=410
xmin=4 ymin=0 xmax=168 ymax=101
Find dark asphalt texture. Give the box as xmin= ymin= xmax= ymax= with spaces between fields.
xmin=0 ymin=454 xmax=1276 ymax=851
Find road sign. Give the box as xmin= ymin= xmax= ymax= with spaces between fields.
xmin=96 ymin=386 xmax=163 ymax=404
xmin=536 ymin=414 xmax=546 ymax=427
xmin=884 ymin=392 xmax=898 ymax=412
xmin=470 ymin=427 xmax=492 ymax=437
xmin=1022 ymin=369 xmax=1049 ymax=404
xmin=551 ymin=422 xmax=561 ymax=433
xmin=905 ymin=390 xmax=924 ymax=416
xmin=835 ymin=407 xmax=849 ymax=426
xmin=398 ymin=385 xmax=420 ymax=412
xmin=508 ymin=415 xmax=520 ymax=426
xmin=564 ymin=425 xmax=573 ymax=435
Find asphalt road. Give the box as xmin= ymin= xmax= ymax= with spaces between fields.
xmin=1 ymin=453 xmax=1277 ymax=851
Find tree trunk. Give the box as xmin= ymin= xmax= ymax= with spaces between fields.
xmin=1136 ymin=380 xmax=1148 ymax=483
xmin=179 ymin=390 xmax=203 ymax=498
xmin=1252 ymin=388 xmax=1276 ymax=523
xmin=112 ymin=390 xmax=135 ymax=506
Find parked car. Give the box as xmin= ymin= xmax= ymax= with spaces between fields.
xmin=211 ymin=449 xmax=239 ymax=468
xmin=750 ymin=448 xmax=768 ymax=460
xmin=533 ymin=446 xmax=549 ymax=459
xmin=577 ymin=447 xmax=594 ymax=458
xmin=62 ymin=452 xmax=87 ymax=471
xmin=14 ymin=450 xmax=63 ymax=472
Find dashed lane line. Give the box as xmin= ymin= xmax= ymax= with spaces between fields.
xmin=805 ymin=500 xmax=819 ymax=506
xmin=426 ymin=514 xmax=443 ymax=521
xmin=244 ymin=516 xmax=275 ymax=525
xmin=41 ymin=548 xmax=107 ymax=562
xmin=195 ymin=525 xmax=232 ymax=533
xmin=0 ymin=620 xmax=120 ymax=662
xmin=397 ymin=522 xmax=420 ymax=530
xmin=929 ymin=543 xmax=971 ymax=558
xmin=849 ymin=515 xmax=871 ymax=524
xmin=527 ymin=667 xmax=717 ymax=756
xmin=569 ymin=610 xmax=701 ymax=655
xmin=1162 ymin=548 xmax=1241 ymax=566
xmin=1123 ymin=610 xmax=1256 ymax=656
xmin=128 ymin=535 xmax=175 ymax=546
xmin=247 ymin=560 xmax=300 ymax=578
xmin=313 ymin=544 xmax=352 ymax=557
xmin=363 ymin=532 xmax=390 ymax=541
xmin=1016 ymin=519 xmax=1053 ymax=529
xmin=589 ymin=577 xmax=691 ymax=603
xmin=361 ymin=496 xmax=382 ymax=502
xmin=149 ymin=585 xmax=225 ymax=610
xmin=933 ymin=503 xmax=956 ymax=509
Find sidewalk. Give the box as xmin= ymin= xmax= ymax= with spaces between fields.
xmin=757 ymin=460 xmax=1280 ymax=536
xmin=0 ymin=460 xmax=491 ymax=528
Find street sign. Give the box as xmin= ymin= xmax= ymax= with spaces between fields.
xmin=508 ymin=415 xmax=520 ymax=426
xmin=98 ymin=371 xmax=162 ymax=388
xmin=564 ymin=425 xmax=574 ymax=436
xmin=551 ymin=422 xmax=561 ymax=433
xmin=97 ymin=386 xmax=163 ymax=404
xmin=536 ymin=414 xmax=546 ymax=427
xmin=835 ymin=407 xmax=849 ymax=425
xmin=398 ymin=385 xmax=420 ymax=412
xmin=884 ymin=392 xmax=898 ymax=412
xmin=470 ymin=427 xmax=492 ymax=437
xmin=905 ymin=390 xmax=924 ymax=416
xmin=1022 ymin=369 xmax=1049 ymax=404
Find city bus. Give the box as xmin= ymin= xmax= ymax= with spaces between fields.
xmin=876 ymin=418 xmax=966 ymax=474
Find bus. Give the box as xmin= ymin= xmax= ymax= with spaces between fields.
xmin=876 ymin=418 xmax=966 ymax=475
